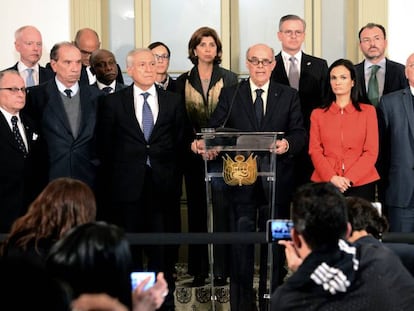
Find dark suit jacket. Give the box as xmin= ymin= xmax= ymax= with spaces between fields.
xmin=208 ymin=79 xmax=306 ymax=217
xmin=355 ymin=58 xmax=408 ymax=105
xmin=378 ymin=87 xmax=414 ymax=207
xmin=97 ymin=85 xmax=192 ymax=206
xmin=6 ymin=62 xmax=55 ymax=86
xmin=80 ymin=64 xmax=124 ymax=85
xmin=0 ymin=111 xmax=46 ymax=232
xmin=271 ymin=52 xmax=329 ymax=130
xmin=24 ymin=79 xmax=102 ymax=189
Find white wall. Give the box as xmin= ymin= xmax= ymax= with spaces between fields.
xmin=0 ymin=0 xmax=70 ymax=70
xmin=388 ymin=0 xmax=414 ymax=65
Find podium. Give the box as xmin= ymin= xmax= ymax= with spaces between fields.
xmin=199 ymin=129 xmax=284 ymax=311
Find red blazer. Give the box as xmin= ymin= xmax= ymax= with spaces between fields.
xmin=309 ymin=102 xmax=379 ymax=186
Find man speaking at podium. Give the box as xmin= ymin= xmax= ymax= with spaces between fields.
xmin=206 ymin=43 xmax=306 ymax=311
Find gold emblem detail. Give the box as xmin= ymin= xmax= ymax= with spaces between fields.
xmin=222 ymin=153 xmax=257 ymax=186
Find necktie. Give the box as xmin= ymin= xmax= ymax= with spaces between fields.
xmin=11 ymin=116 xmax=27 ymax=155
xmin=254 ymin=88 xmax=264 ymax=126
xmin=102 ymin=87 xmax=113 ymax=95
xmin=367 ymin=65 xmax=380 ymax=106
xmin=64 ymin=89 xmax=72 ymax=98
xmin=142 ymin=92 xmax=154 ymax=141
xmin=288 ymin=57 xmax=299 ymax=90
xmin=26 ymin=68 xmax=35 ymax=87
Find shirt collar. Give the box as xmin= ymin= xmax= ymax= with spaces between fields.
xmin=281 ymin=50 xmax=302 ymax=64
xmin=364 ymin=58 xmax=386 ymax=71
xmin=97 ymin=80 xmax=116 ymax=91
xmin=133 ymin=84 xmax=157 ymax=98
xmin=17 ymin=61 xmax=39 ymax=73
xmin=55 ymin=77 xmax=79 ymax=96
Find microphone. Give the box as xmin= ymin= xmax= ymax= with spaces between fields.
xmin=217 ymin=79 xmax=245 ymax=132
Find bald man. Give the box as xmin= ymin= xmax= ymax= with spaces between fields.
xmin=74 ymin=28 xmax=124 ymax=85
xmin=5 ymin=25 xmax=54 ymax=87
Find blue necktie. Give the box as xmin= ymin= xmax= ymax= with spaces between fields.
xmin=26 ymin=68 xmax=35 ymax=87
xmin=102 ymin=87 xmax=112 ymax=95
xmin=142 ymin=92 xmax=154 ymax=141
xmin=254 ymin=88 xmax=264 ymax=126
xmin=11 ymin=116 xmax=27 ymax=155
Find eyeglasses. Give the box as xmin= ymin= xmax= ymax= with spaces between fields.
xmin=0 ymin=87 xmax=27 ymax=93
xmin=281 ymin=30 xmax=304 ymax=37
xmin=247 ymin=58 xmax=273 ymax=66
xmin=154 ymin=54 xmax=170 ymax=61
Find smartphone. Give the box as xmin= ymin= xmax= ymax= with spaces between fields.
xmin=130 ymin=272 xmax=156 ymax=291
xmin=266 ymin=219 xmax=293 ymax=242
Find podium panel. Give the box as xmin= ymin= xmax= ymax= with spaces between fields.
xmin=198 ymin=130 xmax=284 ymax=310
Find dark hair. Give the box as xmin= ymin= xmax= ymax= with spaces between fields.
xmin=187 ymin=26 xmax=222 ymax=65
xmin=1 ymin=177 xmax=96 ymax=255
xmin=278 ymin=14 xmax=306 ymax=31
xmin=46 ymin=222 xmax=132 ymax=307
xmin=292 ymin=182 xmax=348 ymax=250
xmin=323 ymin=58 xmax=361 ymax=111
xmin=148 ymin=41 xmax=171 ymax=57
xmin=50 ymin=41 xmax=77 ymax=61
xmin=358 ymin=23 xmax=387 ymax=41
xmin=346 ymin=196 xmax=389 ymax=240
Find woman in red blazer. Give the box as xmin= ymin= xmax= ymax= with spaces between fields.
xmin=309 ymin=58 xmax=379 ymax=201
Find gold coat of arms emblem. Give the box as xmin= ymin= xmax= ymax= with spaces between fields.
xmin=222 ymin=153 xmax=258 ymax=186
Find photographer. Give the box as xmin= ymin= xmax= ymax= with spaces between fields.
xmin=271 ymin=182 xmax=414 ymax=311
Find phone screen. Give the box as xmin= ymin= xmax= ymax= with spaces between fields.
xmin=130 ymin=272 xmax=156 ymax=291
xmin=267 ymin=219 xmax=293 ymax=242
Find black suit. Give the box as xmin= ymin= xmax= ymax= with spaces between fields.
xmin=24 ymin=79 xmax=102 ymax=189
xmin=0 ymin=111 xmax=46 ymax=232
xmin=271 ymin=52 xmax=329 ymax=188
xmin=97 ymin=84 xmax=191 ymax=310
xmin=209 ymin=79 xmax=306 ymax=311
xmin=355 ymin=58 xmax=408 ymax=105
xmin=6 ymin=62 xmax=55 ymax=86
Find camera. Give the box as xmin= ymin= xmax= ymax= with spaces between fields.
xmin=266 ymin=219 xmax=293 ymax=242
xmin=130 ymin=272 xmax=156 ymax=291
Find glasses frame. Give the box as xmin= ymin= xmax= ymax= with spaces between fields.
xmin=154 ymin=54 xmax=170 ymax=62
xmin=0 ymin=87 xmax=27 ymax=93
xmin=247 ymin=58 xmax=273 ymax=67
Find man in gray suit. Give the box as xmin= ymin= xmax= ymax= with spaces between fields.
xmin=25 ymin=42 xmax=101 ymax=189
xmin=378 ymin=52 xmax=414 ymax=232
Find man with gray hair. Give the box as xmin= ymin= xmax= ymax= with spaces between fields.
xmin=96 ymin=48 xmax=192 ymax=311
xmin=24 ymin=42 xmax=101 ymax=190
xmin=5 ymin=25 xmax=54 ymax=87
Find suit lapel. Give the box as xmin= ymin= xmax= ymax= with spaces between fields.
xmin=123 ymin=86 xmax=146 ymax=140
xmin=0 ymin=112 xmax=20 ymax=152
xmin=240 ymin=80 xmax=259 ymax=129
xmin=262 ymin=82 xmax=282 ymax=129
xmin=402 ymin=88 xmax=414 ymax=139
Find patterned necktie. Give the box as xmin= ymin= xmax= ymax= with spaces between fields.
xmin=288 ymin=56 xmax=299 ymax=90
xmin=254 ymin=88 xmax=264 ymax=126
xmin=142 ymin=92 xmax=154 ymax=141
xmin=102 ymin=86 xmax=113 ymax=95
xmin=11 ymin=116 xmax=27 ymax=155
xmin=26 ymin=68 xmax=35 ymax=87
xmin=367 ymin=65 xmax=380 ymax=106
xmin=64 ymin=89 xmax=72 ymax=98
